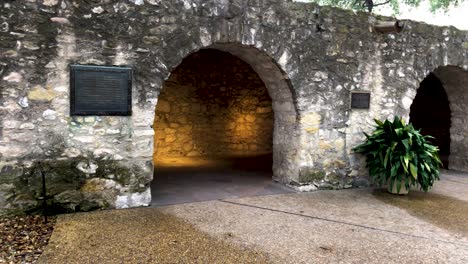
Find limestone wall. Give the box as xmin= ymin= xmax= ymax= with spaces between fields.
xmin=0 ymin=0 xmax=467 ymax=215
xmin=154 ymin=49 xmax=273 ymax=159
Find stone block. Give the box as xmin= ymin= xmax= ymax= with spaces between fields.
xmin=157 ymin=100 xmax=171 ymax=112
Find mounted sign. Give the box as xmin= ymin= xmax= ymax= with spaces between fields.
xmin=351 ymin=92 xmax=370 ymax=109
xmin=70 ymin=65 xmax=132 ymax=116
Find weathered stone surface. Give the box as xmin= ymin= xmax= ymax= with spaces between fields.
xmin=50 ymin=17 xmax=70 ymax=24
xmin=0 ymin=0 xmax=467 ymax=215
xmin=42 ymin=109 xmax=57 ymax=120
xmin=3 ymin=72 xmax=22 ymax=83
xmin=76 ymin=161 xmax=98 ymax=174
xmin=42 ymin=0 xmax=59 ymax=6
xmin=18 ymin=97 xmax=29 ymax=108
xmin=0 ymin=159 xmax=151 ymax=215
xmin=27 ymin=85 xmax=56 ymax=101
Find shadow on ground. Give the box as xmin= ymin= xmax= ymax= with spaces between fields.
xmin=372 ymin=189 xmax=468 ymax=236
xmin=151 ymin=154 xmax=293 ymax=206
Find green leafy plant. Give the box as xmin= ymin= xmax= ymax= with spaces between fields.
xmin=353 ymin=116 xmax=442 ymax=193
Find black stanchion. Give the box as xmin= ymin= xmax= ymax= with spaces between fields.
xmin=38 ymin=161 xmax=48 ymax=224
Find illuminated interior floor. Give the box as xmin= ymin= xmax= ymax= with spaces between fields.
xmin=150 ymin=154 xmax=294 ymax=206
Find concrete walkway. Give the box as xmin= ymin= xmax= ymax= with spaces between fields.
xmin=41 ymin=171 xmax=468 ymax=263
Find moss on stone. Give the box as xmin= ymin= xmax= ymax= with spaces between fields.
xmin=298 ymin=167 xmax=326 ymax=183
xmin=93 ymin=160 xmax=149 ymax=193
xmin=0 ymin=164 xmax=24 ymax=185
xmin=1 ymin=158 xmax=150 ymax=216
xmin=326 ymin=172 xmax=342 ymax=184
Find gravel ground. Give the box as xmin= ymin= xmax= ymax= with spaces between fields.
xmin=39 ymin=208 xmax=272 ymax=264
xmin=0 ymin=215 xmax=55 ymax=264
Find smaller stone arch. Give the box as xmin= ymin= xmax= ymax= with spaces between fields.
xmin=409 ymin=73 xmax=451 ymax=167
xmin=409 ymin=65 xmax=468 ymax=171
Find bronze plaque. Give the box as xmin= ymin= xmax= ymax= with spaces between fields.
xmin=70 ymin=65 xmax=132 ymax=116
xmin=351 ymin=92 xmax=370 ymax=109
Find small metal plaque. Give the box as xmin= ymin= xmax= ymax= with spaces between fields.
xmin=351 ymin=92 xmax=370 ymax=109
xmin=70 ymin=65 xmax=132 ymax=116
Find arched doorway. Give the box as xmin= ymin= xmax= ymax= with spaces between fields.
xmin=410 ymin=73 xmax=451 ymax=167
xmin=409 ymin=66 xmax=468 ymax=171
xmin=151 ymin=48 xmax=292 ymax=205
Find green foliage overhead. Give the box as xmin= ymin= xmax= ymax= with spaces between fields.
xmin=353 ymin=116 xmax=441 ymax=193
xmin=309 ymin=0 xmax=465 ymax=13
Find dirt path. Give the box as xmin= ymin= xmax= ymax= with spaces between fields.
xmin=0 ymin=215 xmax=55 ymax=263
xmin=39 ymin=208 xmax=272 ymax=264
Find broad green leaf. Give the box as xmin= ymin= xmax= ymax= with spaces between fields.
xmin=374 ymin=119 xmax=384 ymax=126
xmin=384 ymin=148 xmax=391 ymax=168
xmin=394 ymin=128 xmax=403 ymax=137
xmin=403 ymin=154 xmax=409 ymax=169
xmin=410 ymin=163 xmax=418 ymax=179
xmin=401 ymin=156 xmax=408 ymax=173
xmin=401 ymin=139 xmax=409 ymax=150
xmin=424 ymin=162 xmax=431 ymax=172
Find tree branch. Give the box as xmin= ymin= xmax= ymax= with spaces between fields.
xmin=372 ymin=0 xmax=392 ymax=7
xmin=362 ymin=0 xmax=392 ymax=13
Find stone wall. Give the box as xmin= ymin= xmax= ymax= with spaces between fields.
xmin=154 ymin=49 xmax=273 ymax=158
xmin=0 ymin=0 xmax=467 ymax=215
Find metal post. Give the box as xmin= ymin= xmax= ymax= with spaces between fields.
xmin=38 ymin=161 xmax=48 ymax=223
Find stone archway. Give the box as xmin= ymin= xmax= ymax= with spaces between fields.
xmin=409 ymin=66 xmax=468 ymax=171
xmin=410 ymin=73 xmax=451 ymax=167
xmin=149 ymin=44 xmax=298 ymax=204
xmin=150 ymin=43 xmax=299 ymax=184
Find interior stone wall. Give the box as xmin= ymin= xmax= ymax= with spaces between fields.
xmin=154 ymin=49 xmax=273 ymax=159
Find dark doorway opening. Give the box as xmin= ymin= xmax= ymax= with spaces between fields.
xmin=151 ymin=49 xmax=292 ymax=206
xmin=410 ymin=73 xmax=451 ymax=168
